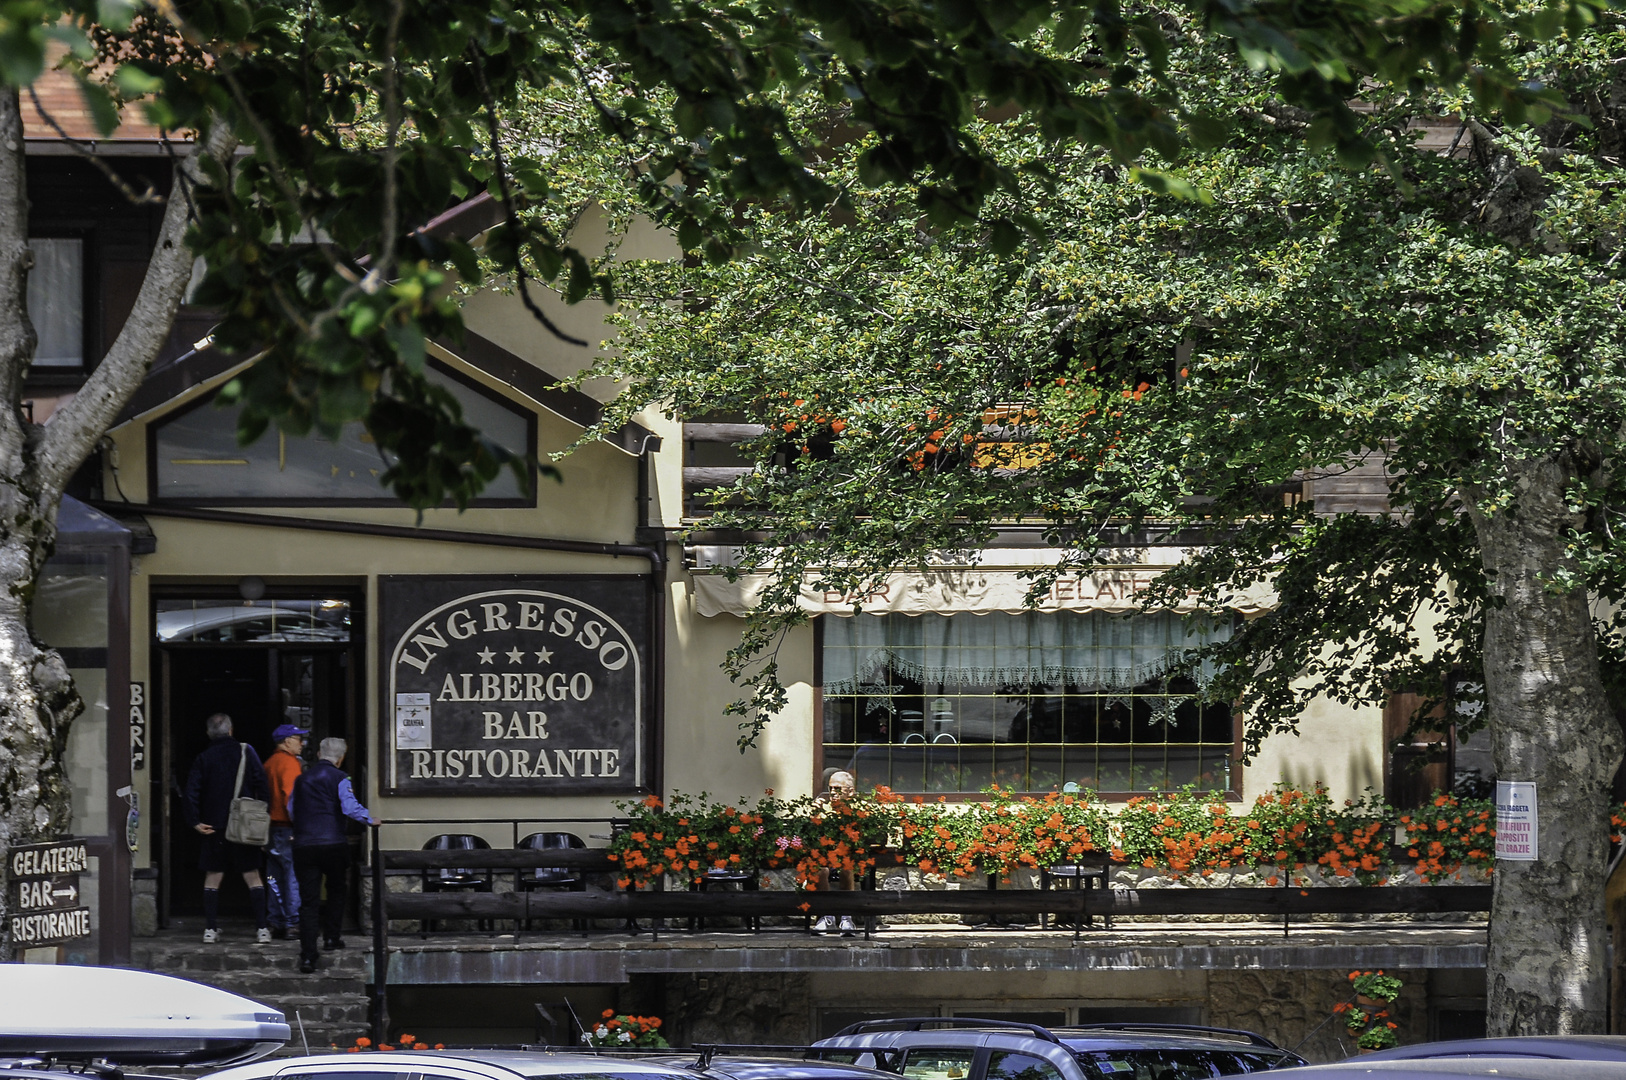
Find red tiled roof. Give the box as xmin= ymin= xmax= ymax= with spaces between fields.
xmin=24 ymin=57 xmax=169 ymax=144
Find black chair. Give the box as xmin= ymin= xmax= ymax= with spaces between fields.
xmin=516 ymin=832 xmax=587 ymax=931
xmin=1039 ymin=858 xmax=1111 ymax=930
xmin=691 ymin=867 xmax=759 ymax=932
xmin=420 ymin=833 xmax=493 ymax=933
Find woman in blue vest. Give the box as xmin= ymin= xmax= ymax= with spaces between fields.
xmin=288 ymin=736 xmax=378 ymax=973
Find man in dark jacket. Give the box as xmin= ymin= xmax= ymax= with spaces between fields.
xmin=182 ymin=712 xmax=271 ymax=944
xmin=289 ymin=736 xmax=377 ymax=973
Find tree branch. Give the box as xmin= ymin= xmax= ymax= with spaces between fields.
xmin=468 ymin=44 xmax=589 ymax=347
xmin=38 ymin=120 xmax=239 ymax=497
xmin=377 ymin=0 xmax=404 ymax=281
xmin=0 ymin=89 xmax=37 ymax=476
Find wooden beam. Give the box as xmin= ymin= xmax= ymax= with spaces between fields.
xmin=684 ymin=423 xmax=769 ymax=442
xmin=684 ymin=466 xmax=755 ymax=488
xmin=384 ymin=849 xmax=618 ymax=871
xmin=383 ymin=849 xmax=917 ymax=871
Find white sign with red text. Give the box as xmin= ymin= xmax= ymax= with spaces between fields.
xmin=1495 ymin=781 xmax=1538 ymax=861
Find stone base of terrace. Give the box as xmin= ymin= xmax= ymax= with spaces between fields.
xmin=376 ymin=921 xmax=1487 ymax=985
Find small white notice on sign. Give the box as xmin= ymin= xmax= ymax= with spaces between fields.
xmin=1495 ymin=780 xmax=1538 ymax=861
xmin=395 ymin=692 xmax=432 ymax=749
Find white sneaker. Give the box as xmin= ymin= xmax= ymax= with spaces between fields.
xmin=202 ymin=928 xmax=219 ymax=944
xmin=811 ymin=915 xmax=836 ymax=934
xmin=256 ymin=927 xmax=272 ymax=944
xmin=839 ymin=916 xmax=859 ymax=936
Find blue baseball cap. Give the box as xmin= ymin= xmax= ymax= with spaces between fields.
xmin=272 ymin=724 xmax=310 ymax=741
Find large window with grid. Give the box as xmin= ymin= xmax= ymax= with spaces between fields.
xmin=820 ymin=610 xmax=1236 ymax=795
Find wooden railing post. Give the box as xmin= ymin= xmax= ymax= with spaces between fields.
xmin=371 ymin=824 xmax=388 ymax=1043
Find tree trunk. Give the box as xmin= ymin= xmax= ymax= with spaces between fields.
xmin=0 ymin=88 xmax=235 ymax=950
xmin=1468 ymin=453 xmax=1624 ymax=1035
xmin=0 ymin=88 xmax=77 ymax=858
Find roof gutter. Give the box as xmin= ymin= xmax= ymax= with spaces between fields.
xmin=88 ymin=501 xmax=665 ymax=568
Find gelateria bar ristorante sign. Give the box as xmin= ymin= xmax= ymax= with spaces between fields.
xmin=382 ymin=576 xmax=647 ymax=794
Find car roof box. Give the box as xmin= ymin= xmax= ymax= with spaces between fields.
xmin=0 ymin=966 xmax=290 ymax=1066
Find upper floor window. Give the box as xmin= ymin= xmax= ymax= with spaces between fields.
xmin=149 ymin=361 xmax=536 ymax=505
xmin=28 ymin=237 xmax=84 ymax=368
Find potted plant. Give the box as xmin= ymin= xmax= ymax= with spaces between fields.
xmin=1357 ymin=1025 xmax=1399 ymax=1052
xmin=1350 ymin=970 xmax=1403 ymax=1007
xmin=583 ymin=1011 xmax=669 ymax=1048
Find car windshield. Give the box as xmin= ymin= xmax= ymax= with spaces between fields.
xmin=1072 ymin=1050 xmax=1289 ymax=1078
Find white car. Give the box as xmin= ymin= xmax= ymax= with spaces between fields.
xmin=0 ymin=965 xmax=288 ymax=1067
xmin=209 ymin=1051 xmax=721 ymax=1080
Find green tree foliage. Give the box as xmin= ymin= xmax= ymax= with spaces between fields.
xmin=593 ymin=18 xmax=1626 ymax=750
xmin=0 ymin=0 xmax=1608 ymax=510
xmin=584 ymin=12 xmax=1626 ymax=1034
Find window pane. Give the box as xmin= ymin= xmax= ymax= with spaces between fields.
xmin=28 ymin=238 xmax=83 ymax=367
xmin=156 ymin=598 xmax=352 ymax=642
xmin=901 ymin=1050 xmax=975 ymax=1080
xmin=33 ymin=555 xmax=108 ymax=647
xmin=987 ymin=1053 xmax=1064 ymax=1080
xmin=152 ymin=364 xmax=530 ymax=502
xmin=279 ymin=1073 xmax=410 ymax=1080
xmin=821 ymin=612 xmax=1232 ymax=794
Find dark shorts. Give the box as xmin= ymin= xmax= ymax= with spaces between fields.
xmin=199 ymin=833 xmax=263 ymax=875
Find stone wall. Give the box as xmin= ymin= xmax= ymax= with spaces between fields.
xmin=1208 ymin=969 xmax=1427 ymax=1064
xmin=131 ymin=868 xmax=158 ymax=937
xmin=653 ymin=967 xmax=1435 ymax=1064
xmin=660 ymin=972 xmax=815 ymax=1045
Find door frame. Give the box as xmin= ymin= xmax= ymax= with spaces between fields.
xmin=152 ymin=581 xmax=365 ymax=923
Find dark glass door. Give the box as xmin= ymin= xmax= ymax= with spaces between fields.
xmin=161 ymin=644 xmax=354 ymax=918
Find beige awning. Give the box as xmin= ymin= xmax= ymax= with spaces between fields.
xmin=691 ymin=566 xmax=1273 ymax=617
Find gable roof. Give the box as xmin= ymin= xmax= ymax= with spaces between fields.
xmin=118 ymin=329 xmax=655 ymax=455
xmin=118 ymin=192 xmax=656 ymax=454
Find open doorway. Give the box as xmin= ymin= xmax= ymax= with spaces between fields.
xmin=155 ymin=590 xmax=361 ymax=921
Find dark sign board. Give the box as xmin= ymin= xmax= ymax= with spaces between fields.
xmin=381 ymin=576 xmax=648 ymax=795
xmin=7 ymin=839 xmax=91 ymax=947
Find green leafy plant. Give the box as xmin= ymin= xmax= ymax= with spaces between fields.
xmin=1114 ymin=786 xmax=1243 ymax=876
xmin=584 ymin=1012 xmax=668 ymax=1048
xmin=1351 ymin=970 xmax=1404 ymax=1003
xmin=898 ymin=785 xmax=1111 ymax=881
xmin=1319 ymin=792 xmax=1397 ymax=886
xmin=1239 ymin=783 xmax=1335 ymax=870
xmin=1399 ymin=793 xmax=1496 ymax=883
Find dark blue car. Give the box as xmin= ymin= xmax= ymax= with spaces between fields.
xmin=814 ymin=1017 xmax=1308 ymax=1078
xmin=1354 ymin=1035 xmax=1626 ymax=1064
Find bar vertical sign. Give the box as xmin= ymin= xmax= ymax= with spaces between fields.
xmin=1495 ymin=781 xmax=1537 ymax=861
xmin=129 ymin=682 xmax=147 ymax=771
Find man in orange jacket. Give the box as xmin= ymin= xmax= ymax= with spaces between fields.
xmin=263 ymin=724 xmax=308 ymax=940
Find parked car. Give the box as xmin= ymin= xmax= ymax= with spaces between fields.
xmin=207 ymin=1051 xmax=706 ymax=1080
xmin=658 ymin=1050 xmax=906 ymax=1080
xmin=1355 ymin=1036 xmax=1626 ymax=1063
xmin=211 ymin=1050 xmax=905 ymax=1080
xmin=0 ymin=965 xmax=288 ymax=1066
xmin=812 ymin=1017 xmax=1307 ymax=1078
xmin=1273 ymin=1059 xmax=1626 ymax=1078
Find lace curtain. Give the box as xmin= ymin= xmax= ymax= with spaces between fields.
xmin=823 ymin=610 xmax=1230 ymax=694
xmin=27 ymin=238 xmax=83 ymax=367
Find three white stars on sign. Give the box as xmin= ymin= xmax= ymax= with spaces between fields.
xmin=476 ymin=646 xmax=553 ymax=664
